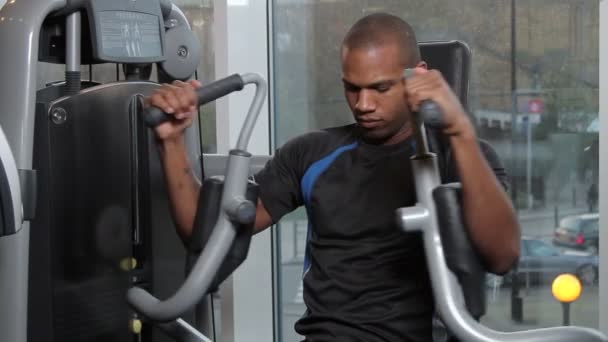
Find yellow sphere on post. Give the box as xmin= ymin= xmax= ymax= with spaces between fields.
xmin=552 ymin=273 xmax=582 ymax=303
xmin=129 ymin=318 xmax=142 ymax=334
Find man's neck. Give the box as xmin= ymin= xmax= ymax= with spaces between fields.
xmin=384 ymin=124 xmax=414 ymax=145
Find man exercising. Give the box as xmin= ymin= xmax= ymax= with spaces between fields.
xmin=147 ymin=13 xmax=520 ymax=342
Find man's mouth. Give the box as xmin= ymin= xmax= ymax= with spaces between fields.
xmin=356 ymin=117 xmax=382 ymax=129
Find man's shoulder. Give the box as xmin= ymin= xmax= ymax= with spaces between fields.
xmin=282 ymin=124 xmax=357 ymax=152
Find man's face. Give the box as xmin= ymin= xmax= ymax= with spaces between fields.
xmin=341 ymin=43 xmax=415 ymax=143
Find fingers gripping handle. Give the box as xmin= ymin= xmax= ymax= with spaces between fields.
xmin=418 ymin=101 xmax=444 ymax=129
xmin=403 ymin=68 xmax=445 ymax=129
xmin=144 ymin=107 xmax=173 ymax=128
xmin=144 ymin=74 xmax=245 ymax=127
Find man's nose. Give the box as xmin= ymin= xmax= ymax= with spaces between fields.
xmin=355 ymin=89 xmax=376 ymax=113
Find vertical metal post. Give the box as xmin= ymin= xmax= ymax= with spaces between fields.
xmin=598 ymin=0 xmax=607 ymax=335
xmin=65 ymin=11 xmax=81 ymax=94
xmin=526 ymin=114 xmax=533 ymax=208
xmin=509 ymin=0 xmax=524 ymax=323
xmin=510 ymin=0 xmax=518 ymax=206
xmin=0 ymin=2 xmax=67 ymax=342
xmin=562 ymin=302 xmax=571 ymax=326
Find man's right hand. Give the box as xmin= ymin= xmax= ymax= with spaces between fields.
xmin=146 ymin=79 xmax=202 ymax=142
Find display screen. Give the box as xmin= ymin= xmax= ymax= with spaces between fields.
xmin=99 ymin=11 xmax=163 ymax=60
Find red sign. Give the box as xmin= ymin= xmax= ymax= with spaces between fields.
xmin=528 ymin=98 xmax=543 ymax=114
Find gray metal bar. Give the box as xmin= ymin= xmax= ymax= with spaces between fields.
xmin=0 ymin=0 xmax=67 ymax=168
xmin=128 ymin=152 xmax=251 ymax=321
xmin=159 ymin=0 xmax=173 ymax=18
xmin=0 ymin=126 xmax=23 ymax=235
xmin=194 ymin=295 xmax=215 ymax=340
xmin=127 ymin=75 xmax=268 ymax=322
xmin=157 ymin=318 xmax=213 ymax=342
xmin=402 ymin=70 xmax=431 ymax=156
xmin=0 ymin=226 xmax=30 ymax=342
xmin=66 ymin=11 xmax=81 ymax=72
xmin=236 ymin=73 xmax=267 ymax=151
xmin=0 ymin=125 xmax=27 ymax=342
xmin=163 ymin=3 xmax=190 ymax=29
xmin=413 ymin=124 xmax=430 ymax=156
xmin=409 ymin=154 xmax=470 ymax=326
xmin=0 ymin=3 xmax=64 ymax=342
xmin=599 ymin=1 xmax=607 ymax=335
xmin=202 ymin=154 xmax=271 ymax=177
xmin=395 ymin=205 xmax=429 ymax=232
xmin=401 ymin=125 xmax=608 ymax=341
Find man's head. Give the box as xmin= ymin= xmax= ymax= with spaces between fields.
xmin=341 ymin=13 xmax=425 ymax=144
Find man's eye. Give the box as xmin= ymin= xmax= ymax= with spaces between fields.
xmin=344 ymin=84 xmax=359 ymax=92
xmin=376 ymin=85 xmax=391 ymax=93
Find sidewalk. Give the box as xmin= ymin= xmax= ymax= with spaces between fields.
xmin=482 ymin=285 xmax=599 ymax=332
xmin=517 ymin=205 xmax=589 ymax=221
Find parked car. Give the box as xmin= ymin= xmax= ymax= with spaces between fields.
xmin=553 ymin=213 xmax=599 ymax=255
xmin=501 ymin=237 xmax=598 ymax=286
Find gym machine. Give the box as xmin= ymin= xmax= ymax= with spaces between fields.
xmin=1 ymin=0 xmax=607 ymax=340
xmin=0 ymin=0 xmax=221 ymax=341
xmin=133 ymin=42 xmax=608 ymax=341
xmin=399 ymin=41 xmax=608 ymax=342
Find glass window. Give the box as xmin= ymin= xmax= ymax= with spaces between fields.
xmin=527 ymin=240 xmax=560 ymax=257
xmin=582 ymin=220 xmax=599 ymax=235
xmin=271 ymin=0 xmax=600 ymax=340
xmin=171 ymin=0 xmax=216 ymax=152
xmin=561 ymin=217 xmax=582 ymax=232
xmin=36 ymin=1 xmax=216 ymax=151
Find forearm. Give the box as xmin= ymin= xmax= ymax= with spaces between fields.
xmin=449 ymin=130 xmax=520 ymax=274
xmin=404 ymin=68 xmax=520 ymax=273
xmin=158 ymin=137 xmax=201 ymax=243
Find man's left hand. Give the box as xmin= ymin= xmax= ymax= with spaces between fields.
xmin=404 ymin=67 xmax=475 ymax=138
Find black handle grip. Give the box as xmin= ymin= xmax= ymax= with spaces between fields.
xmin=144 ymin=106 xmax=170 ymax=127
xmin=144 ymin=74 xmax=245 ymax=127
xmin=402 ymin=68 xmax=445 ymax=129
xmin=419 ymin=100 xmax=445 ymax=129
xmin=196 ymin=73 xmax=245 ymax=106
xmin=186 ymin=178 xmax=259 ymax=293
xmin=434 ymin=183 xmax=487 ymax=319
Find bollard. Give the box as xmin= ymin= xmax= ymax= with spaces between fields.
xmin=554 ymin=206 xmax=559 ymax=227
xmin=552 ymin=273 xmax=582 ymax=326
xmin=511 ymin=271 xmax=523 ymax=323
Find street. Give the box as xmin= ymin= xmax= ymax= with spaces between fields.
xmin=518 ymin=206 xmax=587 ymax=239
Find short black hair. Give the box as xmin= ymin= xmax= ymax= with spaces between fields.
xmin=342 ymin=13 xmax=420 ymax=67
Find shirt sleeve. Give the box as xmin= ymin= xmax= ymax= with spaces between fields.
xmin=253 ymin=136 xmax=306 ymax=223
xmin=478 ymin=139 xmax=509 ymax=191
xmin=445 ymin=139 xmax=509 ymax=191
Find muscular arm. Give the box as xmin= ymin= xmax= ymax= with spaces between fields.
xmin=157 ymin=138 xmax=201 ymax=243
xmin=158 ymin=137 xmax=274 ymax=242
xmin=449 ymin=129 xmax=520 ymax=275
xmin=405 ymin=67 xmax=520 ymax=275
xmin=149 ymin=80 xmax=274 ymax=243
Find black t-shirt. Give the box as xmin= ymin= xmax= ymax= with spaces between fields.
xmin=255 ymin=124 xmax=507 ymax=342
